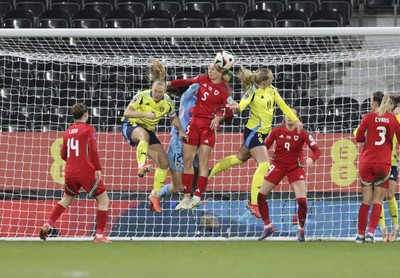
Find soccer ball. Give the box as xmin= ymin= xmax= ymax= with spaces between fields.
xmin=214 ymin=50 xmax=234 ymax=70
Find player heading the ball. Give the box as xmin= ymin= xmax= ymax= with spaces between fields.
xmin=167 ymin=51 xmax=235 ymax=210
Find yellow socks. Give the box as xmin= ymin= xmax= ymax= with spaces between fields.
xmin=388 ymin=197 xmax=399 ymax=228
xmin=208 ymin=155 xmax=243 ymax=179
xmin=251 ymin=162 xmax=270 ymax=204
xmin=154 ymin=168 xmax=168 ymax=193
xmin=136 ymin=140 xmax=149 ymax=167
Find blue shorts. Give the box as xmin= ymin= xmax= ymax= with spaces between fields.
xmin=390 ymin=165 xmax=398 ymax=182
xmin=243 ymin=127 xmax=268 ymax=150
xmin=122 ymin=121 xmax=160 ymax=147
xmin=167 ymin=135 xmax=199 ymax=171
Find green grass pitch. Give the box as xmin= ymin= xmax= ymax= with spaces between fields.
xmin=0 ymin=241 xmax=398 ymax=278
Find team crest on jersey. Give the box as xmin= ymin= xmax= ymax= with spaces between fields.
xmin=294 ymin=136 xmax=299 ymax=141
xmin=214 ymin=90 xmax=220 ymax=96
xmin=160 ymin=106 xmax=165 ymax=112
xmin=175 ymin=162 xmax=181 ymax=167
xmin=243 ymin=94 xmax=249 ymax=99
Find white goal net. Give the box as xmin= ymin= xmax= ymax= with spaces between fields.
xmin=1 ymin=28 xmax=400 ymax=240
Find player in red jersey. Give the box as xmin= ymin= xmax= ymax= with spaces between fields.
xmin=39 ymin=103 xmax=111 ymax=243
xmin=355 ymin=92 xmax=400 ymax=243
xmin=257 ymin=107 xmax=320 ymax=242
xmin=167 ymin=60 xmax=234 ymax=210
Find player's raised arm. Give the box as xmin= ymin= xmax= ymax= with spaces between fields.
xmin=274 ymin=90 xmax=303 ymax=133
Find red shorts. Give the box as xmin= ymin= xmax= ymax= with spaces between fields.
xmin=64 ymin=175 xmax=107 ymax=197
xmin=359 ymin=162 xmax=391 ymax=188
xmin=264 ymin=164 xmax=306 ymax=185
xmin=185 ymin=116 xmax=215 ymax=148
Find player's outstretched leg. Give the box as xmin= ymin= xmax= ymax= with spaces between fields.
xmin=39 ymin=223 xmax=51 ymax=241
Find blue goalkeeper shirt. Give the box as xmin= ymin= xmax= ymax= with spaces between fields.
xmin=170 ymin=83 xmax=200 ymax=140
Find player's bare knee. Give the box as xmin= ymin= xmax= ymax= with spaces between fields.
xmin=96 ymin=192 xmax=110 ymax=210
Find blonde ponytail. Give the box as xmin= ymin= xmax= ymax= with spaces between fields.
xmin=377 ymin=93 xmax=393 ymax=116
xmin=149 ymin=58 xmax=166 ymax=82
xmin=237 ymin=66 xmax=256 ymax=92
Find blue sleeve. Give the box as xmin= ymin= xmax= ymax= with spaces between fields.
xmin=181 ymin=83 xmax=200 ymax=103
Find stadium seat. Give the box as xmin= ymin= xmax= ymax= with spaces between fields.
xmin=39 ymin=9 xmax=70 ymax=28
xmin=276 ymin=10 xmax=308 ymax=27
xmin=116 ymin=0 xmax=147 ymax=18
xmin=0 ymin=1 xmax=13 ymax=22
xmin=328 ymin=96 xmax=360 ymax=110
xmin=217 ymin=0 xmax=249 ymax=18
xmin=320 ymin=0 xmax=352 ymax=26
xmin=360 ymin=97 xmax=371 ymax=115
xmin=183 ymin=0 xmax=216 ymax=17
xmin=152 ymin=1 xmax=182 ymax=17
xmin=274 ymin=80 xmax=300 ymax=106
xmin=242 ymin=10 xmax=274 ymax=27
xmin=254 ymin=0 xmax=285 ymax=17
xmin=3 ymin=9 xmax=34 ymax=28
xmin=83 ymin=0 xmax=114 ymax=16
xmin=207 ymin=9 xmax=239 ymax=27
xmin=141 ymin=10 xmax=172 ymax=28
xmin=4 ymin=61 xmax=32 ymax=86
xmin=15 ymin=0 xmax=46 ymax=18
xmin=71 ymin=9 xmax=103 ymax=28
xmin=309 ymin=10 xmax=343 ymax=27
xmin=360 ymin=0 xmax=397 ymax=26
xmin=105 ymin=9 xmax=136 ymax=28
xmin=174 ymin=9 xmax=206 ymax=28
xmin=50 ymin=0 xmax=81 ymax=17
xmin=287 ymin=0 xmax=319 ymax=16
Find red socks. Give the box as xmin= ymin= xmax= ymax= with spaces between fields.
xmin=368 ymin=203 xmax=382 ymax=234
xmin=96 ymin=210 xmax=108 ymax=235
xmin=257 ymin=193 xmax=270 ymax=225
xmin=297 ymin=198 xmax=307 ymax=229
xmin=182 ymin=173 xmax=194 ymax=194
xmin=194 ymin=176 xmax=208 ymax=197
xmin=47 ymin=203 xmax=66 ymax=226
xmin=357 ymin=203 xmax=370 ymax=235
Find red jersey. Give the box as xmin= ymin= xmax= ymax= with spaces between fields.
xmin=356 ymin=111 xmax=400 ymax=165
xmin=265 ymin=125 xmax=321 ymax=169
xmin=61 ymin=122 xmax=101 ymax=178
xmin=170 ymin=74 xmax=233 ymax=121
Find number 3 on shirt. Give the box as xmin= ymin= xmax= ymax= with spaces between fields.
xmin=375 ymin=126 xmax=386 ymax=146
xmin=67 ymin=138 xmax=79 ymax=157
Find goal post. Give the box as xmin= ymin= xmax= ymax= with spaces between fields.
xmin=1 ymin=27 xmax=400 ymax=240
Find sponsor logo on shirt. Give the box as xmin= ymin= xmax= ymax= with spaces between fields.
xmin=204 ymin=139 xmax=209 ymax=144
xmin=287 ymin=136 xmax=291 ymax=139
xmin=294 ymin=136 xmax=299 ymax=141
xmin=279 ymin=135 xmax=284 ymax=138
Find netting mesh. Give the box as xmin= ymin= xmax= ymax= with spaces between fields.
xmin=0 ymin=32 xmax=400 ymax=239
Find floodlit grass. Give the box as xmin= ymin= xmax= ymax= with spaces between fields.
xmin=0 ymin=241 xmax=398 ymax=278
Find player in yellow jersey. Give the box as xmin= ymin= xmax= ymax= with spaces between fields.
xmin=209 ymin=67 xmax=303 ymax=218
xmin=121 ymin=59 xmax=188 ymax=213
xmin=379 ymin=96 xmax=400 ymax=242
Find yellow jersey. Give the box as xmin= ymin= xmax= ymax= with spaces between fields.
xmin=391 ymin=114 xmax=400 ymax=166
xmin=237 ymin=85 xmax=299 ymax=134
xmin=121 ymin=89 xmax=176 ymax=131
